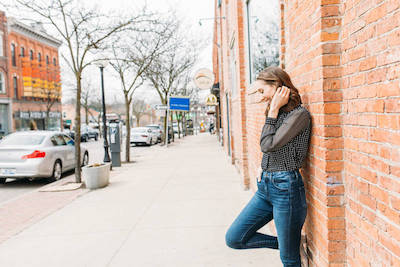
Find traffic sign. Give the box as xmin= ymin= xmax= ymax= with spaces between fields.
xmin=154 ymin=105 xmax=167 ymax=110
xmin=169 ymin=96 xmax=190 ymax=111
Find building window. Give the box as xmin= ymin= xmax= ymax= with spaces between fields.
xmin=230 ymin=43 xmax=237 ymax=98
xmin=29 ymin=49 xmax=33 ymax=60
xmin=38 ymin=52 xmax=41 ymax=62
xmin=20 ymin=47 xmax=25 ymax=57
xmin=46 ymin=55 xmax=49 ymax=65
xmin=247 ymin=0 xmax=280 ymax=82
xmin=11 ymin=44 xmax=16 ymax=66
xmin=13 ymin=76 xmax=18 ymax=98
xmin=53 ymin=58 xmax=57 ymax=66
xmin=0 ymin=34 xmax=3 ymax=57
xmin=0 ymin=72 xmax=5 ymax=93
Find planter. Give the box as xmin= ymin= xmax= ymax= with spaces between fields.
xmin=82 ymin=163 xmax=111 ymax=189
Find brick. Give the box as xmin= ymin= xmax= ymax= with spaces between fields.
xmin=369 ymin=184 xmax=389 ymax=204
xmin=322 ymin=55 xmax=340 ymax=66
xmin=321 ymin=6 xmax=340 ymax=17
xmin=366 ymin=4 xmax=387 ymax=23
xmin=360 ymin=167 xmax=378 ymax=184
xmin=321 ymin=32 xmax=340 ymax=41
xmin=377 ymin=114 xmax=398 ymax=129
xmin=359 ymin=56 xmax=377 ymax=71
xmin=367 ymin=68 xmax=387 ymax=84
xmin=327 ymin=206 xmax=345 ymax=217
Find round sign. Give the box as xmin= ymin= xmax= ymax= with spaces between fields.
xmin=194 ymin=68 xmax=215 ymax=90
xmin=205 ymin=94 xmax=218 ymax=106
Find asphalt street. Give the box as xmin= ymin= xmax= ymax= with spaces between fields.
xmin=0 ymin=138 xmax=158 ymax=204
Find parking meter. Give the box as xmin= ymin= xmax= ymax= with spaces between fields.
xmin=108 ymin=123 xmax=121 ymax=167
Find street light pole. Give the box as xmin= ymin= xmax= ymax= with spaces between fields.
xmin=99 ymin=65 xmax=111 ymax=163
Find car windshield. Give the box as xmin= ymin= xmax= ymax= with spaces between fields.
xmin=0 ymin=134 xmax=46 ymax=146
xmin=146 ymin=126 xmax=159 ymax=130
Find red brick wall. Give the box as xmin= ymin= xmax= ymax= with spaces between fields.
xmin=341 ymin=0 xmax=400 ymax=266
xmin=8 ymin=31 xmax=60 ymax=100
xmin=214 ymin=0 xmax=400 ymax=266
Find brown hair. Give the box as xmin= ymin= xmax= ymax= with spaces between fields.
xmin=256 ymin=66 xmax=302 ymax=115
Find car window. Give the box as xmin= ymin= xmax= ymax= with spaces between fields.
xmin=62 ymin=135 xmax=74 ymax=146
xmin=51 ymin=135 xmax=66 ymax=146
xmin=0 ymin=134 xmax=46 ymax=146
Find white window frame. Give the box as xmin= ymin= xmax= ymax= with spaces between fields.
xmin=0 ymin=33 xmax=3 ymax=57
xmin=0 ymin=72 xmax=6 ymax=94
xmin=246 ymin=0 xmax=281 ymax=82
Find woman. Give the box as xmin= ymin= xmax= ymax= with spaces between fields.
xmin=225 ymin=66 xmax=312 ymax=267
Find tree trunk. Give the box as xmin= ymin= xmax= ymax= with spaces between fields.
xmin=182 ymin=112 xmax=187 ymax=137
xmin=46 ymin=110 xmax=50 ymax=130
xmin=177 ymin=112 xmax=181 ymax=139
xmin=85 ymin=104 xmax=89 ymax=126
xmin=170 ymin=111 xmax=174 ymax=142
xmin=124 ymin=94 xmax=130 ymax=163
xmin=74 ymin=73 xmax=82 ymax=183
xmin=162 ymin=96 xmax=168 ymax=146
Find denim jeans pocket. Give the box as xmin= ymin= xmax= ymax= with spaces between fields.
xmin=271 ymin=175 xmax=290 ymax=191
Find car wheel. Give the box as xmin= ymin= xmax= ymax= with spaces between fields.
xmin=95 ymin=134 xmax=98 ymax=141
xmin=51 ymin=161 xmax=62 ymax=181
xmin=0 ymin=178 xmax=6 ymax=184
xmin=82 ymin=152 xmax=89 ymax=167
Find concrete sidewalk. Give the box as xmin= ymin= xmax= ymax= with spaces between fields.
xmin=0 ymin=133 xmax=281 ymax=267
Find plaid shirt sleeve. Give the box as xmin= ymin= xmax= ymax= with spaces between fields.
xmin=260 ymin=108 xmax=311 ymax=153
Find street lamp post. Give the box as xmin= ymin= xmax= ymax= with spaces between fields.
xmin=98 ymin=62 xmax=111 ymax=163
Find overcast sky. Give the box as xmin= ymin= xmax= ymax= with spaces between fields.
xmin=2 ymin=0 xmax=214 ymax=105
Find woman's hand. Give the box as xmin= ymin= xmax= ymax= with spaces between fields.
xmin=270 ymin=86 xmax=290 ymax=111
xmin=256 ymin=167 xmax=262 ymax=182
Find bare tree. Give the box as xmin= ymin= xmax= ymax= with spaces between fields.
xmin=41 ymin=83 xmax=61 ymax=130
xmin=11 ymin=0 xmax=151 ymax=182
xmin=109 ymin=19 xmax=173 ymax=162
xmin=170 ymin=75 xmax=193 ymax=139
xmin=80 ymin=78 xmax=97 ymax=126
xmin=131 ymin=99 xmax=148 ymax=127
xmin=145 ymin=23 xmax=201 ymax=145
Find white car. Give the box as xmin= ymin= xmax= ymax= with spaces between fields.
xmin=130 ymin=127 xmax=157 ymax=146
xmin=0 ymin=131 xmax=89 ymax=183
xmin=145 ymin=125 xmax=162 ymax=143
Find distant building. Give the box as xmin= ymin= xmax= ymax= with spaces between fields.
xmin=7 ymin=15 xmax=62 ymax=131
xmin=62 ymin=103 xmax=100 ymax=129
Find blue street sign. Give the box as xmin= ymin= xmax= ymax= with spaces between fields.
xmin=169 ymin=97 xmax=190 ymax=111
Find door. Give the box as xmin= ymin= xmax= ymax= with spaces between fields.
xmin=62 ymin=134 xmax=75 ymax=170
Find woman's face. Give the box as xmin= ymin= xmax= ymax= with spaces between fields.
xmin=250 ymin=80 xmax=278 ymax=103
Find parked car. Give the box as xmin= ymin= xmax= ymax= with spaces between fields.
xmin=83 ymin=125 xmax=99 ymax=141
xmin=69 ymin=125 xmax=99 ymax=142
xmin=0 ymin=131 xmax=89 ymax=183
xmin=172 ymin=122 xmax=182 ymax=134
xmin=130 ymin=127 xmax=157 ymax=146
xmin=145 ymin=124 xmax=162 ymax=143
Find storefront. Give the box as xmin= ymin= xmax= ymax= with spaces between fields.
xmin=13 ymin=110 xmax=61 ymax=131
xmin=0 ymin=102 xmax=11 ymax=137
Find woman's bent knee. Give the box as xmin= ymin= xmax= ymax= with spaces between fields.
xmin=225 ymin=229 xmax=243 ymax=249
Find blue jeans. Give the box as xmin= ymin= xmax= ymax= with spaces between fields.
xmin=225 ymin=169 xmax=307 ymax=267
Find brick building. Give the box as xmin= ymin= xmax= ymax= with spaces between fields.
xmin=7 ymin=16 xmax=62 ymax=132
xmin=213 ymin=0 xmax=400 ymax=266
xmin=0 ymin=11 xmax=11 ymax=137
